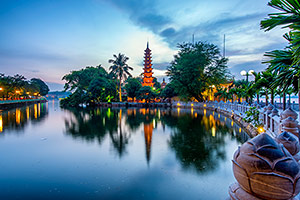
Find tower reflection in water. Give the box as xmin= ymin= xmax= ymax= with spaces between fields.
xmin=0 ymin=103 xmax=48 ymax=134
xmin=63 ymin=107 xmax=249 ymax=171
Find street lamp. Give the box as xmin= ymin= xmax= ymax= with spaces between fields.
xmin=240 ymin=70 xmax=254 ymax=83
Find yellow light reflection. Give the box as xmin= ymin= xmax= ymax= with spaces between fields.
xmin=38 ymin=103 xmax=41 ymax=117
xmin=0 ymin=114 xmax=2 ymax=132
xmin=191 ymin=108 xmax=194 ymax=116
xmin=26 ymin=107 xmax=30 ymax=120
xmin=177 ymin=107 xmax=180 ymax=116
xmin=195 ymin=113 xmax=197 ymax=117
xmin=218 ymin=114 xmax=220 ymax=118
xmin=16 ymin=108 xmax=21 ymax=124
xmin=34 ymin=104 xmax=38 ymax=119
xmin=177 ymin=103 xmax=180 ymax=107
xmin=107 ymin=108 xmax=111 ymax=118
xmin=191 ymin=103 xmax=194 ymax=107
xmin=231 ymin=120 xmax=234 ymax=127
xmin=212 ymin=126 xmax=216 ymax=137
xmin=239 ymin=128 xmax=241 ymax=133
xmin=225 ymin=117 xmax=227 ymax=122
xmin=204 ymin=109 xmax=206 ymax=116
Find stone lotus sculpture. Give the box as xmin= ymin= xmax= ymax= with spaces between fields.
xmin=281 ymin=107 xmax=298 ymax=121
xmin=232 ymin=133 xmax=300 ymax=200
xmin=281 ymin=117 xmax=299 ymax=138
xmin=276 ymin=131 xmax=300 ymax=162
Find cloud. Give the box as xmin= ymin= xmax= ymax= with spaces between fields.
xmin=104 ymin=0 xmax=172 ymax=33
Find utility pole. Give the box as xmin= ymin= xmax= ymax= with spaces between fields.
xmin=223 ymin=34 xmax=226 ymax=57
xmin=192 ymin=34 xmax=195 ymax=45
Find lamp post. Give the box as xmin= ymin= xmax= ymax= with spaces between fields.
xmin=240 ymin=70 xmax=254 ymax=83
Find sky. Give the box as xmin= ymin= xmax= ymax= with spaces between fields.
xmin=0 ymin=0 xmax=289 ymax=91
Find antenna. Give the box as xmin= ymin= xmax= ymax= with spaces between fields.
xmin=223 ymin=34 xmax=226 ymax=57
xmin=192 ymin=34 xmax=195 ymax=45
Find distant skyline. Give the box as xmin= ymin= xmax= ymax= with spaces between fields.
xmin=0 ymin=0 xmax=288 ymax=91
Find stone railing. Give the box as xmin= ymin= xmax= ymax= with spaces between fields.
xmin=173 ymin=100 xmax=300 ymax=138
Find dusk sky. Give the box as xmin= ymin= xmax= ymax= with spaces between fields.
xmin=0 ymin=0 xmax=288 ymax=91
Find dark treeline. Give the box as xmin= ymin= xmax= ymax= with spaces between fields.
xmin=0 ymin=73 xmax=49 ymax=99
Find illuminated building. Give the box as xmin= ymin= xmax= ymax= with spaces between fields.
xmin=142 ymin=42 xmax=154 ymax=87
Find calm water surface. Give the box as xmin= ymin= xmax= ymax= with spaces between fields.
xmin=0 ymin=101 xmax=249 ymax=199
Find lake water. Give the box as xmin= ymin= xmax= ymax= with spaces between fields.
xmin=0 ymin=100 xmax=249 ymax=199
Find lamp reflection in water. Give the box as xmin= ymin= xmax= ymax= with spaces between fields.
xmin=16 ymin=108 xmax=21 ymax=125
xmin=26 ymin=107 xmax=30 ymax=120
xmin=34 ymin=104 xmax=38 ymax=119
xmin=0 ymin=114 xmax=2 ymax=132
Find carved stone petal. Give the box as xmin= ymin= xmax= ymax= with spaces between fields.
xmin=229 ymin=182 xmax=262 ymax=200
xmin=251 ymin=172 xmax=294 ymax=200
xmin=233 ymin=160 xmax=251 ymax=193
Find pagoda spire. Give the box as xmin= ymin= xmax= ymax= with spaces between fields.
xmin=142 ymin=42 xmax=154 ymax=87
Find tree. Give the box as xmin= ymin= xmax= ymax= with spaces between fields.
xmin=137 ymin=86 xmax=157 ymax=103
xmin=160 ymin=83 xmax=177 ymax=101
xmin=30 ymin=78 xmax=49 ymax=96
xmin=125 ymin=78 xmax=142 ymax=101
xmin=61 ymin=65 xmax=116 ymax=107
xmin=167 ymin=42 xmax=231 ymax=102
xmin=261 ymin=0 xmax=300 ymax=110
xmin=109 ymin=53 xmax=133 ymax=102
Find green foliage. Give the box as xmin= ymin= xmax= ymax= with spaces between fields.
xmin=167 ymin=41 xmax=231 ymax=102
xmin=0 ymin=73 xmax=48 ymax=98
xmin=109 ymin=53 xmax=133 ymax=102
xmin=61 ymin=65 xmax=117 ymax=107
xmin=137 ymin=86 xmax=157 ymax=103
xmin=243 ymin=107 xmax=263 ymax=127
xmin=125 ymin=77 xmax=142 ymax=99
xmin=30 ymin=78 xmax=49 ymax=96
xmin=153 ymin=77 xmax=161 ymax=89
xmin=160 ymin=83 xmax=177 ymax=100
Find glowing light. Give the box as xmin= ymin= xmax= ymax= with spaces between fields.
xmin=177 ymin=107 xmax=180 ymax=116
xmin=177 ymin=103 xmax=180 ymax=107
xmin=26 ymin=92 xmax=30 ymax=95
xmin=204 ymin=104 xmax=207 ymax=107
xmin=258 ymin=127 xmax=265 ymax=133
xmin=16 ymin=108 xmax=21 ymax=124
xmin=0 ymin=114 xmax=2 ymax=132
xmin=204 ymin=109 xmax=206 ymax=116
xmin=239 ymin=128 xmax=241 ymax=133
xmin=34 ymin=93 xmax=38 ymax=96
xmin=212 ymin=126 xmax=216 ymax=137
xmin=107 ymin=108 xmax=111 ymax=118
xmin=191 ymin=103 xmax=194 ymax=107
xmin=38 ymin=103 xmax=41 ymax=117
xmin=0 ymin=87 xmax=2 ymax=91
xmin=26 ymin=107 xmax=30 ymax=119
xmin=195 ymin=113 xmax=197 ymax=117
xmin=218 ymin=114 xmax=220 ymax=118
xmin=34 ymin=104 xmax=38 ymax=119
xmin=231 ymin=120 xmax=234 ymax=127
xmin=15 ymin=90 xmax=20 ymax=94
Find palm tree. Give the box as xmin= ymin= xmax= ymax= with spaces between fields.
xmin=109 ymin=53 xmax=133 ymax=102
xmin=261 ymin=0 xmax=300 ymax=110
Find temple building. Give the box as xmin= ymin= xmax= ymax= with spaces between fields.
xmin=142 ymin=42 xmax=154 ymax=87
xmin=161 ymin=78 xmax=167 ymax=89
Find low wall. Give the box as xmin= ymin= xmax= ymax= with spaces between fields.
xmin=0 ymin=99 xmax=47 ymax=110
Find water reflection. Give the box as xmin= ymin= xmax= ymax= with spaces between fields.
xmin=0 ymin=103 xmax=48 ymax=134
xmin=63 ymin=107 xmax=249 ymax=173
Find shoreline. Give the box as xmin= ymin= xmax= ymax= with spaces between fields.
xmin=0 ymin=99 xmax=48 ymax=111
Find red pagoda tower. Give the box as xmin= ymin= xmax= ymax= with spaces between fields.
xmin=142 ymin=42 xmax=154 ymax=87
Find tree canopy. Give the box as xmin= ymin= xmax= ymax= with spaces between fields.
xmin=167 ymin=42 xmax=231 ymax=102
xmin=61 ymin=65 xmax=117 ymax=107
